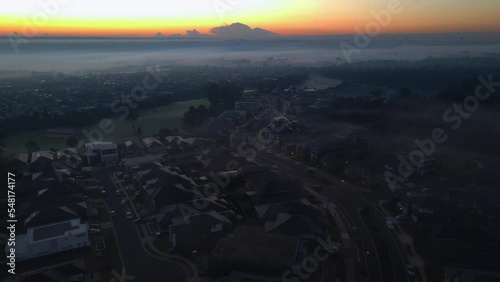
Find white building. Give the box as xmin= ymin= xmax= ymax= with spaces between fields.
xmin=8 ymin=218 xmax=90 ymax=262
xmin=84 ymin=142 xmax=118 ymax=164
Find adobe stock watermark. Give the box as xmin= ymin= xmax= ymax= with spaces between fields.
xmin=179 ymin=99 xmax=289 ymax=222
xmin=212 ymin=0 xmax=242 ymax=23
xmin=75 ymin=65 xmax=167 ymax=150
xmin=384 ymin=74 xmax=500 ymax=188
xmin=9 ymin=0 xmax=72 ymax=54
xmin=340 ymin=0 xmax=405 ymax=63
xmin=109 ymin=268 xmax=135 ymax=282
xmin=282 ymin=235 xmax=337 ymax=282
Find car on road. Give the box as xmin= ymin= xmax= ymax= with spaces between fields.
xmin=101 ymin=190 xmax=107 ymax=196
xmin=406 ymin=265 xmax=416 ymax=277
xmin=134 ymin=218 xmax=145 ymax=224
xmin=89 ymin=228 xmax=101 ymax=234
xmin=121 ymin=200 xmax=126 ymax=205
xmin=96 ymin=180 xmax=101 ymax=184
xmin=110 ymin=210 xmax=116 ymax=216
xmin=116 ymin=172 xmax=123 ymax=178
xmin=329 ymin=243 xmax=341 ymax=252
xmin=386 ymin=220 xmax=394 ymax=229
xmin=126 ymin=211 xmax=132 ymax=219
xmin=116 ymin=190 xmax=120 ymax=196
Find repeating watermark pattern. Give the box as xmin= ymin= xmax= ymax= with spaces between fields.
xmin=9 ymin=0 xmax=72 ymax=54
xmin=109 ymin=268 xmax=135 ymax=282
xmin=340 ymin=0 xmax=406 ymax=63
xmin=49 ymin=65 xmax=166 ymax=182
xmin=282 ymin=235 xmax=336 ymax=282
xmin=77 ymin=65 xmax=166 ymax=149
xmin=384 ymin=74 xmax=500 ymax=189
xmin=179 ymin=99 xmax=289 ymax=221
xmin=212 ymin=0 xmax=242 ymax=23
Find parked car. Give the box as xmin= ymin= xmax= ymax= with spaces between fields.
xmin=330 ymin=243 xmax=341 ymax=252
xmin=116 ymin=190 xmax=120 ymax=196
xmin=116 ymin=172 xmax=124 ymax=178
xmin=134 ymin=218 xmax=145 ymax=224
xmin=406 ymin=265 xmax=416 ymax=276
xmin=89 ymin=228 xmax=101 ymax=234
xmin=110 ymin=210 xmax=116 ymax=216
xmin=126 ymin=212 xmax=132 ymax=219
xmin=101 ymin=190 xmax=107 ymax=196
xmin=121 ymin=200 xmax=126 ymax=205
xmin=386 ymin=220 xmax=394 ymax=229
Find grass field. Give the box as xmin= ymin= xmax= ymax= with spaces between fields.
xmin=4 ymin=99 xmax=209 ymax=158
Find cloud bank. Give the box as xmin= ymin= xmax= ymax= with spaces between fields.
xmin=210 ymin=23 xmax=277 ymax=40
xmin=159 ymin=23 xmax=277 ymax=40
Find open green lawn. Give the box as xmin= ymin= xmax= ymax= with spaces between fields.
xmin=4 ymin=99 xmax=209 ymax=158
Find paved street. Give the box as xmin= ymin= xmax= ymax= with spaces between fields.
xmin=254 ymin=151 xmax=410 ymax=282
xmin=95 ymin=166 xmax=189 ymax=282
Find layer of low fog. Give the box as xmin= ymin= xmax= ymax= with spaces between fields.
xmin=0 ymin=33 xmax=500 ymax=74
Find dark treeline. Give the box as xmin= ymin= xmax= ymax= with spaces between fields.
xmin=317 ymin=56 xmax=500 ymax=91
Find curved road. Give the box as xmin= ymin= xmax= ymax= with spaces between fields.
xmin=95 ymin=166 xmax=189 ymax=282
xmin=254 ymin=151 xmax=410 ymax=282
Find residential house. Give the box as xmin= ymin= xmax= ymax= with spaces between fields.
xmin=18 ymin=260 xmax=88 ymax=282
xmin=136 ymin=166 xmax=198 ymax=211
xmin=195 ymin=147 xmax=248 ymax=174
xmin=9 ymin=189 xmax=90 ymax=262
xmin=57 ymin=148 xmax=82 ymax=169
xmin=199 ymin=116 xmax=234 ymax=136
xmin=254 ymin=198 xmax=328 ymax=237
xmin=183 ymin=137 xmax=216 ymax=151
xmin=235 ymin=101 xmax=262 ymax=119
xmin=142 ymin=137 xmax=165 ymax=154
xmin=210 ymin=226 xmax=302 ymax=275
xmin=123 ymin=153 xmax=169 ymax=171
xmin=244 ymin=171 xmax=307 ymax=205
xmin=123 ymin=139 xmax=145 ymax=156
xmin=156 ymin=196 xmax=233 ymax=229
xmin=169 ymin=210 xmax=235 ymax=248
xmin=84 ymin=142 xmax=118 ymax=164
xmin=221 ymin=110 xmax=247 ymax=124
xmin=396 ymin=190 xmax=440 ymax=222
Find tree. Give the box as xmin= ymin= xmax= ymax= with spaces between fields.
xmin=49 ymin=147 xmax=58 ymax=159
xmin=158 ymin=127 xmax=179 ymax=138
xmin=126 ymin=108 xmax=139 ymax=136
xmin=206 ymin=82 xmax=220 ymax=106
xmin=370 ymin=88 xmax=383 ymax=98
xmin=25 ymin=140 xmax=39 ymax=163
xmin=66 ymin=136 xmax=79 ymax=148
xmin=25 ymin=140 xmax=39 ymax=153
xmin=183 ymin=105 xmax=210 ymax=128
xmin=205 ymin=81 xmax=242 ymax=114
xmin=398 ymin=88 xmax=414 ymax=99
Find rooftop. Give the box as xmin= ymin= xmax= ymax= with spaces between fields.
xmin=85 ymin=141 xmax=116 ymax=151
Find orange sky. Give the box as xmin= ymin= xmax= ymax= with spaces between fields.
xmin=1 ymin=0 xmax=499 ymax=37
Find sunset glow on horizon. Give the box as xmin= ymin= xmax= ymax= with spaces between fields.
xmin=1 ymin=0 xmax=499 ymax=37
